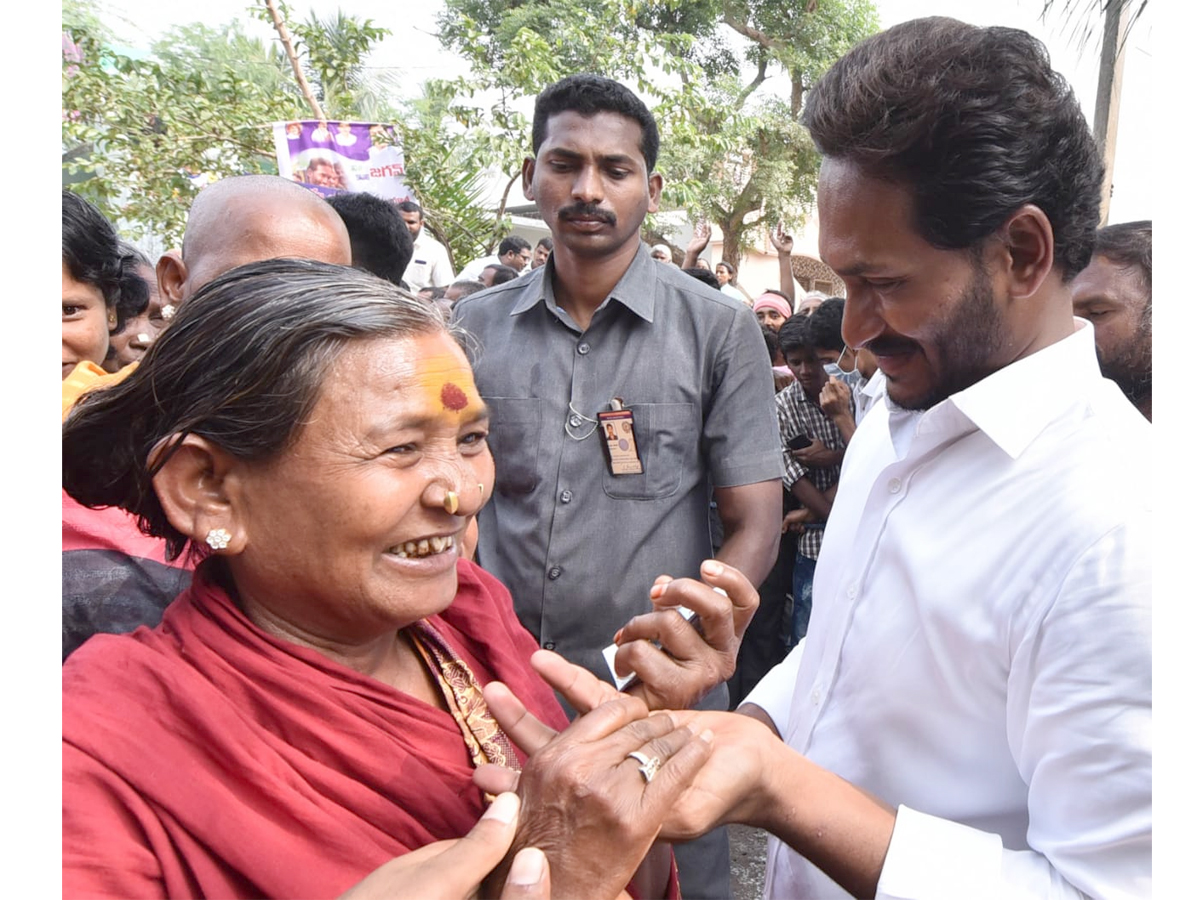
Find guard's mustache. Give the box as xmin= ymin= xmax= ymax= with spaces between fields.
xmin=557 ymin=203 xmax=617 ymax=226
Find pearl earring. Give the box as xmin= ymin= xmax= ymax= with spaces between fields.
xmin=205 ymin=528 xmax=231 ymax=550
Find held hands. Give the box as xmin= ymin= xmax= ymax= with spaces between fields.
xmin=487 ymin=693 xmax=714 ymax=900
xmin=476 ymin=662 xmax=778 ymax=846
xmin=339 ymin=792 xmax=551 ymax=900
xmin=613 ymin=559 xmax=760 ymax=711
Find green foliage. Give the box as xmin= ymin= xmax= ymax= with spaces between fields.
xmin=435 ymin=0 xmax=880 ymax=266
xmin=62 ymin=17 xmax=306 ymax=245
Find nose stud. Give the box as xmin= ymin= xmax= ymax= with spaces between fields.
xmin=443 ymin=491 xmax=459 ymax=515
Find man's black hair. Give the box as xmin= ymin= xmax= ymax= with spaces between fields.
xmin=326 ymin=193 xmax=414 ymax=285
xmin=808 ymin=298 xmax=846 ymax=352
xmin=536 ymin=236 xmax=554 ymax=251
xmin=450 ymin=280 xmax=486 ymax=298
xmin=1094 ymin=220 xmax=1152 ymax=295
xmin=498 ymin=236 xmax=531 ymax=258
xmin=532 ymin=74 xmax=660 ymax=171
xmin=803 ymin=17 xmax=1103 ymax=280
xmin=777 ymin=315 xmax=819 ymax=357
xmin=397 ymin=200 xmax=423 ymax=218
xmin=684 ymin=267 xmax=721 ymax=290
xmin=484 ymin=264 xmax=521 ymax=286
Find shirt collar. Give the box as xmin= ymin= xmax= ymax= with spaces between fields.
xmin=888 ymin=318 xmax=1100 ymax=460
xmin=508 ymin=242 xmax=658 ymax=323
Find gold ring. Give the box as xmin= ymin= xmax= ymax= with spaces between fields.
xmin=443 ymin=491 xmax=459 ymax=514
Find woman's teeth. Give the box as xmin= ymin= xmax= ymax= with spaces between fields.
xmin=389 ymin=536 xmax=456 ymax=559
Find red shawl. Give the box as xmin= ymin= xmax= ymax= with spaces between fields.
xmin=63 ymin=559 xmax=568 ymax=899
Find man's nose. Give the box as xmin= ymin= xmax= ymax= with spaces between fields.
xmin=572 ymin=166 xmax=604 ymax=204
xmin=841 ymin=287 xmax=884 ymax=350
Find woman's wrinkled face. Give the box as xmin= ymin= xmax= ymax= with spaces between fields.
xmin=226 ymin=331 xmax=495 ymax=644
xmin=62 ymin=261 xmax=111 ymax=379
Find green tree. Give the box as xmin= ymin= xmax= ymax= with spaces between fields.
xmin=63 ymin=5 xmax=307 ymax=244
xmin=435 ymin=0 xmax=879 ymax=267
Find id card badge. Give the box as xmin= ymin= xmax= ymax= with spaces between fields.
xmin=597 ymin=407 xmax=643 ymax=475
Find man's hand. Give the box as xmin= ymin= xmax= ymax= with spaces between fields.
xmin=819 ymin=379 xmax=852 ymax=421
xmin=782 ymin=508 xmax=810 ymax=535
xmin=792 ymin=438 xmax=840 ymax=469
xmin=611 ymin=559 xmax=760 ymax=710
xmin=770 ymin=224 xmax=794 ymax=255
xmin=686 ymin=222 xmax=712 ymax=256
xmin=339 ymin=793 xmax=551 ymax=900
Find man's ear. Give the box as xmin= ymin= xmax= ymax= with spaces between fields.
xmin=157 ymin=250 xmax=188 ymax=307
xmin=996 ymin=204 xmax=1055 ymax=301
xmin=647 ymin=172 xmax=664 ymax=215
xmin=151 ymin=434 xmax=248 ymax=555
xmin=521 ymin=157 xmax=537 ymax=202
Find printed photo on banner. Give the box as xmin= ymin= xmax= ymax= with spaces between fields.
xmin=272 ymin=120 xmax=413 ymax=201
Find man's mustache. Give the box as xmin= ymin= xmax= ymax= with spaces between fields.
xmin=865 ymin=336 xmax=921 ymax=356
xmin=557 ymin=203 xmax=617 ymax=226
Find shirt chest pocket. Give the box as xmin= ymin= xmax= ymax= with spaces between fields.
xmin=483 ymin=397 xmax=542 ymax=497
xmin=603 ymin=402 xmax=698 ymax=500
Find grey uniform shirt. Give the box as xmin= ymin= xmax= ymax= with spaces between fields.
xmin=454 ymin=243 xmax=782 ymax=694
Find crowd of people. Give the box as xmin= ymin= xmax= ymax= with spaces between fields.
xmin=62 ymin=15 xmax=1151 ymax=900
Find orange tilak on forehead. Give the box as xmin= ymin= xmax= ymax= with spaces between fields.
xmin=414 ymin=355 xmax=483 ymax=421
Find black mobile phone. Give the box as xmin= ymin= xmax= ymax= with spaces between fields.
xmin=787 ymin=433 xmax=813 ymax=450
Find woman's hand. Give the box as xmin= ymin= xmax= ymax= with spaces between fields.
xmin=612 ymin=559 xmax=759 ymax=710
xmin=490 ymin=694 xmax=713 ymax=900
xmin=339 ymin=792 xmax=550 ymax=900
xmin=476 ymin=666 xmax=777 ymax=844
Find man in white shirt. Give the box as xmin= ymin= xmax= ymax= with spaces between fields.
xmin=487 ymin=17 xmax=1150 ymax=900
xmin=398 ymin=200 xmax=455 ymax=289
xmin=459 ymin=235 xmax=532 ymax=281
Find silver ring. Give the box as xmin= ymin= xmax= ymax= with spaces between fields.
xmin=626 ymin=750 xmax=661 ymax=784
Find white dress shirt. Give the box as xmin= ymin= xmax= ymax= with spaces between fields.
xmin=402 ymin=228 xmax=455 ymax=289
xmin=746 ymin=320 xmax=1151 ymax=900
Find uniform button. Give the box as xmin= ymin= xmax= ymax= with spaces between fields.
xmin=560 ymin=490 xmax=573 ymax=503
xmin=543 ymin=641 xmax=556 ymax=650
xmin=548 ymin=566 xmax=563 ymax=580
xmin=888 ymin=477 xmax=902 ymax=493
xmin=577 ymin=342 xmax=591 ymax=355
xmin=569 ymin=414 xmax=583 ymax=428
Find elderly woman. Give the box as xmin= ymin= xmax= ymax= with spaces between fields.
xmin=63 ymin=259 xmax=754 ymax=899
xmin=62 ymin=190 xmax=149 ymax=413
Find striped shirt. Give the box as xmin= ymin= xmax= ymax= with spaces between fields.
xmin=775 ymin=380 xmax=845 ymax=559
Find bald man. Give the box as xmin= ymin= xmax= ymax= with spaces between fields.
xmin=157 ymin=175 xmax=352 ymax=306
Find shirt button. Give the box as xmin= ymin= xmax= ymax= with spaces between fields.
xmin=569 ymin=414 xmax=583 ymax=428
xmin=888 ymin=477 xmax=902 ymax=493
xmin=577 ymin=342 xmax=591 ymax=355
xmin=811 ymin=685 xmax=822 ymax=704
xmin=560 ymin=490 xmax=573 ymax=503
xmin=548 ymin=566 xmax=563 ymax=580
xmin=847 ymin=584 xmax=858 ymax=599
xmin=543 ymin=641 xmax=556 ymax=650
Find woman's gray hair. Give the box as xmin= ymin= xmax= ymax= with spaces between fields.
xmin=63 ymin=258 xmax=457 ymax=558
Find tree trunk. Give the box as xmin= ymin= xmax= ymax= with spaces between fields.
xmin=264 ymin=0 xmax=325 ymax=123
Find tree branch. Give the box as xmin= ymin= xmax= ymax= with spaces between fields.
xmin=735 ymin=56 xmax=769 ymax=109
xmin=264 ymin=0 xmax=326 ymax=122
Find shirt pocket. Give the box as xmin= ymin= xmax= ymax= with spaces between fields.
xmin=602 ymin=402 xmax=697 ymax=501
xmin=483 ymin=397 xmax=542 ymax=497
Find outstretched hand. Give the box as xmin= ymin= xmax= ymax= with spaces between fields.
xmin=770 ymin=223 xmax=794 ymax=254
xmin=687 ymin=222 xmax=713 ymax=255
xmin=612 ymin=559 xmax=760 ymax=710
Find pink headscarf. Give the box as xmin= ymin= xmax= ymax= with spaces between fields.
xmin=753 ymin=293 xmax=793 ymax=321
